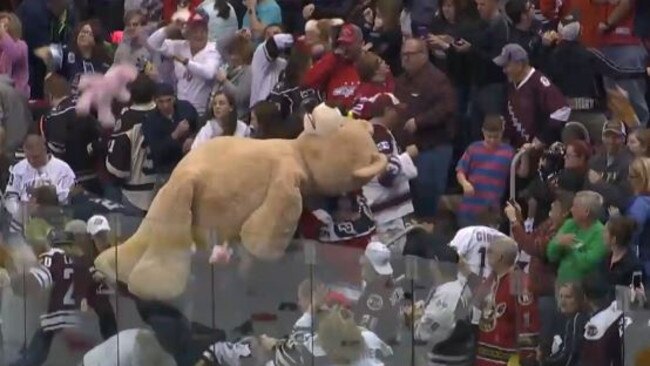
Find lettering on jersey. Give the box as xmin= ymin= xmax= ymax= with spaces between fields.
xmin=332 ymin=84 xmax=357 ymax=98
xmin=376 ymin=141 xmax=391 ymax=152
xmin=475 ymin=230 xmax=497 ymax=243
xmin=336 ymin=222 xmax=356 ymax=235
xmin=89 ymin=197 xmax=123 ymax=211
xmin=540 ymin=76 xmax=550 ymax=87
xmin=367 ymin=294 xmax=384 ymax=311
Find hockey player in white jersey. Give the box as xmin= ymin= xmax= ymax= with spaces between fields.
xmin=3 ymin=135 xmax=75 ymax=233
xmin=448 ymin=209 xmax=507 ymax=280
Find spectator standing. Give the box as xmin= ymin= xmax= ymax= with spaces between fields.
xmin=366 ymin=0 xmax=404 ymax=76
xmin=599 ymin=216 xmax=643 ymax=290
xmin=469 ymin=237 xmax=540 ymax=366
xmin=362 ymin=93 xmax=417 ymax=251
xmin=267 ymin=49 xmax=322 ymax=126
xmin=593 ymin=0 xmax=649 ymax=125
xmin=303 ymin=23 xmax=363 ymax=112
xmin=395 ymin=38 xmax=456 ymax=218
xmin=192 ymin=91 xmax=250 ymax=150
xmin=456 ymin=116 xmax=514 ymax=227
xmin=41 ymin=20 xmax=112 ymax=93
xmin=113 ymin=10 xmax=154 ymax=69
xmin=453 ymin=0 xmax=508 ymax=143
xmin=211 ymin=34 xmax=253 ymax=120
xmin=406 ymin=0 xmax=438 ymax=36
xmin=16 ymin=0 xmax=75 ymax=99
xmin=504 ymin=0 xmax=543 ymax=67
xmin=0 ymin=73 xmax=31 ymax=179
xmin=506 ymin=192 xmax=574 ymax=359
xmin=142 ymin=82 xmax=198 ymax=177
xmin=250 ymin=100 xmax=301 ymax=139
xmin=350 ymin=51 xmax=394 ymax=120
xmin=242 ymin=0 xmax=282 ymax=41
xmin=0 ymin=12 xmax=29 ymax=98
xmin=249 ymin=31 xmax=292 ymax=107
xmin=547 ymin=191 xmax=607 ymax=284
xmin=585 ymin=121 xmax=633 ymax=210
xmin=147 ymin=10 xmax=221 ymax=115
xmin=493 ymin=43 xmax=570 ymax=148
xmin=40 ymin=74 xmax=102 ymax=194
xmin=199 ymin=0 xmax=238 ymax=46
xmin=106 ymin=75 xmax=158 ymax=214
xmin=627 ymin=128 xmax=650 ymax=157
xmin=626 ymin=157 xmax=650 ymax=281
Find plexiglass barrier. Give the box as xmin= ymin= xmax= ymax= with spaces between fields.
xmin=1 ymin=202 xmax=649 ymax=365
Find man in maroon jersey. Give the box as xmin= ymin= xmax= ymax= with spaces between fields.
xmin=9 ymin=229 xmax=86 ymax=366
xmin=493 ymin=43 xmax=570 ymax=149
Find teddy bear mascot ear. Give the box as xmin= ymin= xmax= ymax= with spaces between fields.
xmin=76 ymin=64 xmax=139 ymax=129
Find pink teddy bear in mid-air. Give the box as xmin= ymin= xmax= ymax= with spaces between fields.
xmin=76 ymin=64 xmax=139 ymax=129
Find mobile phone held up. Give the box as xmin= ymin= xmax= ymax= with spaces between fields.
xmin=633 ymin=271 xmax=643 ymax=289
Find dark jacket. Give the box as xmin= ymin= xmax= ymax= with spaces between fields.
xmin=141 ymin=100 xmax=198 ymax=175
xmin=544 ymin=312 xmax=589 ymax=366
xmin=465 ymin=14 xmax=509 ymax=87
xmin=585 ymin=149 xmax=634 ymax=210
xmin=597 ymin=250 xmax=643 ymax=291
xmin=16 ymin=0 xmax=76 ymax=99
xmin=395 ymin=63 xmax=457 ymax=151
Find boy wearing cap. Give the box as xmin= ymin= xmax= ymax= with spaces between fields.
xmin=147 ymin=9 xmax=220 ymax=115
xmin=361 ymin=93 xmax=418 ymax=252
xmin=585 ymin=120 xmax=633 ymax=210
xmin=493 ymin=43 xmax=569 ymax=149
xmin=354 ymin=241 xmax=405 ymax=345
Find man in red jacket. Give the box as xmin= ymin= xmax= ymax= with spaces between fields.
xmin=302 ymin=23 xmax=363 ymax=112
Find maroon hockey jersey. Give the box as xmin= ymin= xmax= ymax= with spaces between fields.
xmin=30 ymin=248 xmax=85 ymax=332
xmin=504 ymin=68 xmax=569 ymax=148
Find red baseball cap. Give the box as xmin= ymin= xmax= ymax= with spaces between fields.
xmin=337 ymin=23 xmax=363 ymax=45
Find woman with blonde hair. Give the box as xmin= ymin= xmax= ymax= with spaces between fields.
xmin=0 ymin=11 xmax=29 ymax=97
xmin=626 ymin=157 xmax=650 ymax=283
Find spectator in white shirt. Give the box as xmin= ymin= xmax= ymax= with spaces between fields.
xmin=199 ymin=0 xmax=238 ymax=46
xmin=249 ymin=28 xmax=293 ymax=107
xmin=147 ymin=9 xmax=221 ymax=115
xmin=192 ymin=91 xmax=250 ymax=150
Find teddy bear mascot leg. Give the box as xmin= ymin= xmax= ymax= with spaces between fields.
xmin=94 ymin=169 xmax=199 ymax=300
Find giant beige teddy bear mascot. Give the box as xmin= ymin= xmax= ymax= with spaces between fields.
xmin=94 ymin=104 xmax=387 ymax=300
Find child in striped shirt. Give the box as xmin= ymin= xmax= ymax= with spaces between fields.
xmin=456 ymin=116 xmax=514 ymax=227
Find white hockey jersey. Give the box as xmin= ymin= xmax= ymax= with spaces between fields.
xmin=448 ymin=226 xmax=507 ymax=279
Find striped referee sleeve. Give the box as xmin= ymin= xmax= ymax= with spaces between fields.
xmin=29 ymin=265 xmax=53 ymax=289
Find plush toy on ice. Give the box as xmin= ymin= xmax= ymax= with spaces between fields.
xmin=75 ymin=64 xmax=139 ymax=128
xmin=94 ymin=103 xmax=387 ymax=300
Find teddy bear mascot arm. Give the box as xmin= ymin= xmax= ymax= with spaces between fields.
xmin=93 ymin=103 xmax=387 ymax=301
xmin=75 ymin=64 xmax=139 ymax=129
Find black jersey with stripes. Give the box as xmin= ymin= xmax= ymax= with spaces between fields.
xmin=30 ymin=248 xmax=86 ymax=332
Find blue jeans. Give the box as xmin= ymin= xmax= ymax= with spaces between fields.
xmin=599 ymin=45 xmax=649 ymax=125
xmin=411 ymin=144 xmax=453 ymax=218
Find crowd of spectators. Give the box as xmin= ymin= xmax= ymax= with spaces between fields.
xmin=1 ymin=0 xmax=650 ymax=365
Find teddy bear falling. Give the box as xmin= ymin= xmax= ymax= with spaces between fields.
xmin=93 ymin=103 xmax=388 ymax=301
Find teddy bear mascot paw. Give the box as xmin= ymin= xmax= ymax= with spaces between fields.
xmin=76 ymin=64 xmax=139 ymax=129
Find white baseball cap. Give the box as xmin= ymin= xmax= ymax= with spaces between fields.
xmin=87 ymin=215 xmax=110 ymax=236
xmin=364 ymin=241 xmax=393 ymax=276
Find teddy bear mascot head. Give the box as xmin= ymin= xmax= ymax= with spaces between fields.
xmin=94 ymin=103 xmax=387 ymax=300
